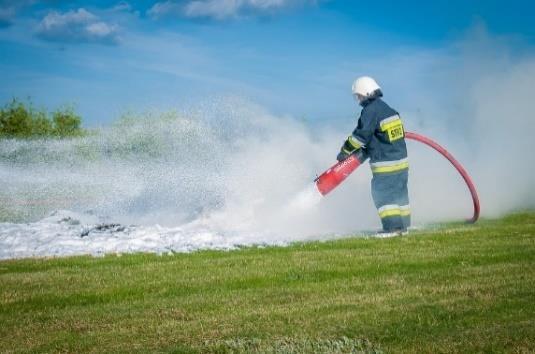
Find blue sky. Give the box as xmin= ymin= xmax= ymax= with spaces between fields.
xmin=1 ymin=0 xmax=534 ymax=125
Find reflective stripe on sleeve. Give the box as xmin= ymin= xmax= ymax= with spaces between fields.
xmin=348 ymin=135 xmax=365 ymax=149
xmin=342 ymin=140 xmax=355 ymax=154
xmin=379 ymin=115 xmax=401 ymax=130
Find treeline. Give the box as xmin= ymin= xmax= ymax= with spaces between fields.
xmin=0 ymin=99 xmax=84 ymax=139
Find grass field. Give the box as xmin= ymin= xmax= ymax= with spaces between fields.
xmin=1 ymin=212 xmax=534 ymax=353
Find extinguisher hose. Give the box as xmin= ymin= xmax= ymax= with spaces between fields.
xmin=405 ymin=131 xmax=480 ymax=223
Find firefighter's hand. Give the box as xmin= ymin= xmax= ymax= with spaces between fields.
xmin=337 ymin=150 xmax=350 ymax=162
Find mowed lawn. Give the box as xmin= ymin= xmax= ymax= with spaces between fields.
xmin=1 ymin=213 xmax=534 ymax=353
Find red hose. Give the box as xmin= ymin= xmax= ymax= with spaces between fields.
xmin=405 ymin=132 xmax=480 ymax=223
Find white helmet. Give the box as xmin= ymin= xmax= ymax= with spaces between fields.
xmin=352 ymin=76 xmax=381 ymax=98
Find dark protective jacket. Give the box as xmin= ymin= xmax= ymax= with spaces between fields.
xmin=343 ymin=97 xmax=408 ymax=174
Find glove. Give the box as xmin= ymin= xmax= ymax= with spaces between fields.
xmin=337 ymin=150 xmax=350 ymax=162
xmin=337 ymin=136 xmax=361 ymax=162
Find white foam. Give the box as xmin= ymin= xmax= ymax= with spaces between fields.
xmin=285 ymin=184 xmax=323 ymax=213
xmin=0 ymin=209 xmax=327 ymax=259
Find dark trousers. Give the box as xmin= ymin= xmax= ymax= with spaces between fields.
xmin=371 ymin=169 xmax=410 ymax=231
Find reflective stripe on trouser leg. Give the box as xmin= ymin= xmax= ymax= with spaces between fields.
xmin=370 ymin=158 xmax=409 ymax=174
xmin=400 ymin=204 xmax=411 ymax=230
xmin=377 ymin=204 xmax=404 ymax=231
xmin=371 ymin=169 xmax=410 ymax=231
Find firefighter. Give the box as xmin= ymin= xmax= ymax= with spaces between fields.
xmin=337 ymin=76 xmax=410 ymax=236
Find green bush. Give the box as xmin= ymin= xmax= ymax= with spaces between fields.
xmin=0 ymin=99 xmax=34 ymax=138
xmin=32 ymin=110 xmax=54 ymax=137
xmin=52 ymin=107 xmax=82 ymax=137
xmin=0 ymin=98 xmax=84 ymax=139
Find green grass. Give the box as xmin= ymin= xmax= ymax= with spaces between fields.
xmin=1 ymin=213 xmax=534 ymax=353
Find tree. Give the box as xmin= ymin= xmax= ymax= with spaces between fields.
xmin=0 ymin=99 xmax=84 ymax=139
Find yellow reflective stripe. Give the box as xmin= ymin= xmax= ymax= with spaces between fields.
xmin=371 ymin=161 xmax=409 ymax=173
xmin=380 ymin=117 xmax=405 ymax=142
xmin=400 ymin=205 xmax=411 ymax=216
xmin=380 ymin=118 xmax=402 ymax=131
xmin=379 ymin=115 xmax=400 ymax=125
xmin=379 ymin=208 xmax=411 ymax=219
xmin=342 ymin=147 xmax=353 ymax=154
xmin=347 ymin=135 xmax=362 ymax=149
xmin=379 ymin=209 xmax=401 ymax=218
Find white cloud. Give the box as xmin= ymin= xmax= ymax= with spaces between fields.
xmin=148 ymin=0 xmax=318 ymax=20
xmin=147 ymin=1 xmax=183 ymax=19
xmin=112 ymin=1 xmax=133 ymax=12
xmin=36 ymin=8 xmax=120 ymax=45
